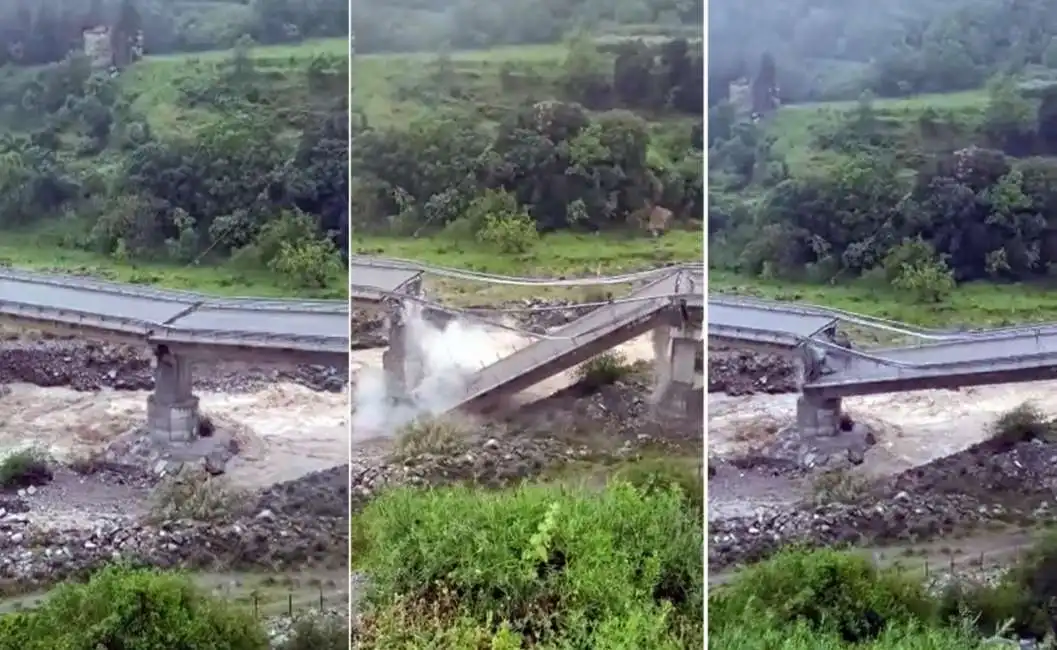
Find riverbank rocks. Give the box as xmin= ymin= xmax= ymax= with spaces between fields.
xmin=0 ymin=510 xmax=347 ymax=590
xmin=709 ymin=438 xmax=1057 ymax=569
xmin=0 ymin=340 xmax=345 ymax=393
xmin=708 ymin=348 xmax=798 ymax=395
xmin=350 ymin=435 xmax=559 ymax=509
xmin=256 ymin=466 xmax=348 ymax=520
xmin=709 ymin=491 xmax=1007 ymax=569
xmin=746 ymin=423 xmax=878 ymax=473
xmin=0 ymin=463 xmax=350 ymax=593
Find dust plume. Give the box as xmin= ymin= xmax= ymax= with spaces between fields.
xmin=351 ymin=304 xmax=530 ymax=437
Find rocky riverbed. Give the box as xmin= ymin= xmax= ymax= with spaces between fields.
xmin=708 ymin=347 xmax=797 ymax=395
xmin=705 ymin=340 xmax=1057 ymax=571
xmin=0 ymin=339 xmax=346 ymax=393
xmin=0 ymin=462 xmax=348 ymax=592
xmin=0 ymin=334 xmax=350 ymax=593
xmin=709 ymin=437 xmax=1057 ymax=569
xmin=351 ymin=375 xmax=702 ymax=509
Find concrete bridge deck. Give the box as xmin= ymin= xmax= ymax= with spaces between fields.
xmin=708 ymin=295 xmax=1057 ymax=399
xmin=805 ymin=329 xmax=1057 ymax=397
xmin=454 ymin=267 xmax=703 ymax=412
xmin=708 ymin=300 xmax=836 ymax=347
xmin=0 ymin=268 xmax=354 ymax=365
xmin=1 ymin=260 xmax=705 ymax=437
xmin=344 ymin=259 xmax=704 ymax=417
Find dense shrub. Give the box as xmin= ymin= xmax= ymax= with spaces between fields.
xmin=0 ymin=447 xmax=52 ymax=490
xmin=937 ymin=529 xmax=1057 ymax=639
xmin=710 ymin=548 xmax=936 ymax=644
xmin=354 ymin=482 xmax=702 ymax=647
xmin=0 ymin=565 xmax=269 ymax=649
xmin=712 ymin=535 xmax=1057 ymax=648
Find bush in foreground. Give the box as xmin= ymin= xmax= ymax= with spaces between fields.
xmin=711 ymin=534 xmax=1057 ymax=649
xmin=710 ymin=548 xmax=936 ymax=645
xmin=0 ymin=565 xmax=269 ymax=649
xmin=353 ymin=482 xmax=702 ymax=648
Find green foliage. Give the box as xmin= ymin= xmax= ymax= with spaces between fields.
xmin=0 ymin=0 xmax=346 ymax=69
xmin=711 ymin=615 xmax=988 ymax=649
xmin=576 ymin=351 xmax=635 ymax=390
xmin=884 ymin=239 xmax=956 ymax=304
xmin=711 ymin=534 xmax=1057 ymax=648
xmin=149 ymin=467 xmax=250 ymax=523
xmin=392 ymin=416 xmax=470 ymax=460
xmin=936 ymin=529 xmax=1057 ymax=638
xmin=475 ymin=209 xmax=540 ymax=255
xmin=709 ymin=548 xmax=1002 ymax=648
xmin=609 ymin=457 xmax=704 ymax=518
xmin=0 ymin=565 xmax=269 ymax=649
xmin=986 ymin=402 xmax=1057 ymax=448
xmin=353 ymin=87 xmax=702 ymax=237
xmin=982 ymin=76 xmax=1037 ymax=147
xmin=711 ymin=549 xmax=937 ymax=643
xmin=709 ymin=0 xmax=1057 ymax=301
xmin=0 ymin=447 xmax=51 ymax=490
xmin=710 ymin=86 xmax=1057 ymax=297
xmin=231 ymin=208 xmax=345 ymax=291
xmin=0 ymin=39 xmax=348 ymax=294
xmin=889 ymin=259 xmax=953 ymax=304
xmin=268 ymin=239 xmax=343 ymax=289
xmin=354 ymin=483 xmax=702 ymax=647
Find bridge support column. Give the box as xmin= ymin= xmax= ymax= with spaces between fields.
xmin=651 ymin=327 xmax=701 ymax=418
xmin=382 ymin=302 xmax=405 ymax=399
xmin=796 ymin=394 xmax=842 ymax=437
xmin=147 ymin=346 xmax=199 ymax=443
xmin=650 ymin=326 xmax=672 ymax=402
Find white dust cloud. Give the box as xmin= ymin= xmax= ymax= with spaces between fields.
xmin=351 ymin=304 xmax=530 ymax=436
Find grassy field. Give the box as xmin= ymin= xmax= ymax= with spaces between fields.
xmin=767 ymin=89 xmax=989 ymax=167
xmin=353 ymin=44 xmax=566 ymax=126
xmin=710 ymin=269 xmax=1057 ymax=328
xmin=0 ymin=228 xmax=347 ymax=298
xmin=351 ymin=41 xmax=698 ymax=144
xmin=1 ymin=225 xmax=701 ymax=299
xmin=121 ymin=37 xmax=348 ymax=139
xmin=354 ymin=230 xmax=703 ymax=303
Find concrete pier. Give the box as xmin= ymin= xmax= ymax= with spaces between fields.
xmin=382 ymin=305 xmax=408 ymax=400
xmin=146 ymin=345 xmax=200 ymax=443
xmin=651 ymin=326 xmax=702 ymax=418
xmin=796 ymin=394 xmax=842 ymax=437
xmin=650 ymin=326 xmax=672 ymax=403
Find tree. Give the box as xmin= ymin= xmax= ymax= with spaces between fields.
xmin=751 ymin=52 xmax=778 ymax=114
xmin=112 ymin=0 xmax=143 ymax=66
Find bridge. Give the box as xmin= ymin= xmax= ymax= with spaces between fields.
xmin=1 ymin=261 xmax=703 ymax=445
xmin=348 ymin=257 xmax=704 ymax=419
xmin=0 ymin=268 xmax=362 ymax=444
xmin=709 ymin=295 xmax=1057 ymax=435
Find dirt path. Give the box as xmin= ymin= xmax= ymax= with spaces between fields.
xmin=708 ymin=527 xmax=1037 ymax=586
